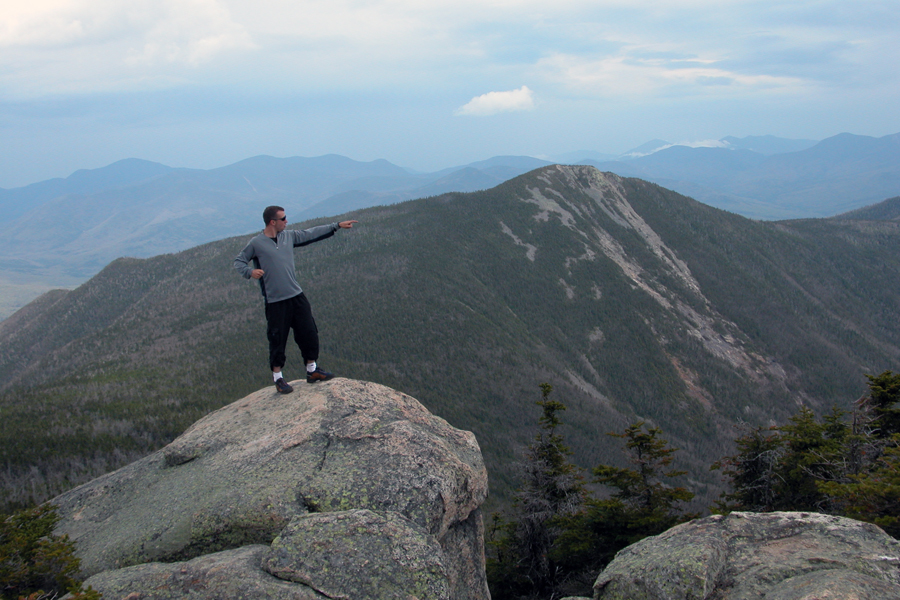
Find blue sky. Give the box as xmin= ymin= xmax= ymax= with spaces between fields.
xmin=1 ymin=0 xmax=898 ymax=188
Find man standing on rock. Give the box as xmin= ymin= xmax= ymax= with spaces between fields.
xmin=234 ymin=205 xmax=357 ymax=393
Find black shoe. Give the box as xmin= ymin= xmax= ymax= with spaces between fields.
xmin=275 ymin=378 xmax=293 ymax=394
xmin=307 ymin=367 xmax=334 ymax=383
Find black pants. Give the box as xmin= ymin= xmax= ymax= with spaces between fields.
xmin=265 ymin=293 xmax=319 ymax=371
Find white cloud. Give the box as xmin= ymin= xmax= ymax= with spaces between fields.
xmin=455 ymin=86 xmax=535 ymax=116
xmin=623 ymin=139 xmax=728 ymax=158
xmin=2 ymin=0 xmax=894 ymax=101
xmin=679 ymin=139 xmax=728 ymax=148
xmin=537 ymin=50 xmax=809 ymax=99
xmin=123 ymin=0 xmax=255 ymax=67
xmin=0 ymin=0 xmax=255 ymax=97
xmin=0 ymin=1 xmax=87 ymax=48
xmin=2 ymin=0 xmax=899 ymax=186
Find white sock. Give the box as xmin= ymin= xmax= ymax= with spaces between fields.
xmin=306 ymin=362 xmax=317 ymax=373
xmin=274 ymin=372 xmax=284 ymax=382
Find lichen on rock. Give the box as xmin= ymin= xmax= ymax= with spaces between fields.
xmin=262 ymin=509 xmax=450 ymax=600
xmin=53 ymin=378 xmax=490 ymax=600
xmin=593 ymin=511 xmax=900 ymax=600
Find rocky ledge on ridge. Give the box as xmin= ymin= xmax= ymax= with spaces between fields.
xmin=587 ymin=511 xmax=900 ymax=600
xmin=51 ymin=378 xmax=489 ymax=600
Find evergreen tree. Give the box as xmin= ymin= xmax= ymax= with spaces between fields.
xmin=817 ymin=372 xmax=900 ymax=536
xmin=819 ymin=434 xmax=900 ymax=537
xmin=714 ymin=408 xmax=850 ymax=513
xmin=863 ymin=370 xmax=900 ymax=438
xmin=553 ymin=422 xmax=695 ymax=591
xmin=593 ymin=423 xmax=695 ymax=517
xmin=775 ymin=406 xmax=849 ymax=511
xmin=486 ymin=383 xmax=584 ymax=599
xmin=0 ymin=504 xmax=100 ymax=600
xmin=711 ymin=424 xmax=782 ymax=512
xmin=714 ymin=371 xmax=900 ymax=531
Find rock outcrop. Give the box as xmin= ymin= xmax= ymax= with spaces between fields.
xmin=52 ymin=378 xmax=490 ymax=600
xmin=593 ymin=511 xmax=900 ymax=600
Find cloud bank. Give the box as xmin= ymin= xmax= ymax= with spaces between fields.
xmin=0 ymin=0 xmax=255 ymax=97
xmin=455 ymin=86 xmax=535 ymax=116
xmin=1 ymin=0 xmax=899 ymax=187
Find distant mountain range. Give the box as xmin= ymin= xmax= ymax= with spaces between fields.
xmin=585 ymin=132 xmax=900 ymax=220
xmin=0 ymin=154 xmax=551 ymax=275
xmin=0 ymin=131 xmax=898 ymax=319
xmin=0 ymin=154 xmax=551 ymax=318
xmin=1 ymin=165 xmax=898 ymax=514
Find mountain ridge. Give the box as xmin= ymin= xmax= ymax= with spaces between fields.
xmin=585 ymin=132 xmax=900 ymax=219
xmin=2 ymin=165 xmax=898 ymax=514
xmin=2 ymin=131 xmax=898 ymax=321
xmin=833 ymin=196 xmax=900 ymax=221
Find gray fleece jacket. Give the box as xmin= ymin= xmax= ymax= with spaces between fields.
xmin=233 ymin=223 xmax=339 ymax=303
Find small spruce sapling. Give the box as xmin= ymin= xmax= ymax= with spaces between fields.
xmin=554 ymin=422 xmax=695 ymax=582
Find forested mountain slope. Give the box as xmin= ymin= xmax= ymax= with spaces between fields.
xmin=1 ymin=166 xmax=898 ymax=512
xmin=834 ymin=195 xmax=900 ymax=221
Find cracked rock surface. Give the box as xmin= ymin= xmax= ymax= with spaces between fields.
xmin=593 ymin=511 xmax=900 ymax=600
xmin=52 ymin=378 xmax=489 ymax=600
xmin=262 ymin=509 xmax=450 ymax=600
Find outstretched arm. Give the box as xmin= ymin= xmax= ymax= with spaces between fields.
xmin=291 ymin=221 xmax=359 ymax=247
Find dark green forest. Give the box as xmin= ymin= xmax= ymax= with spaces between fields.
xmin=0 ymin=166 xmax=898 ymax=516
xmin=488 ymin=371 xmax=900 ymax=599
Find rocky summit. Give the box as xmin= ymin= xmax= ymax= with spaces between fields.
xmin=51 ymin=378 xmax=490 ymax=600
xmin=590 ymin=511 xmax=900 ymax=600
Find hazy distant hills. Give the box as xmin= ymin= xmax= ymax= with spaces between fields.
xmin=587 ymin=132 xmax=900 ymax=219
xmin=0 ymin=154 xmax=550 ymax=267
xmin=0 ymin=158 xmax=176 ymax=223
xmin=0 ymin=131 xmax=898 ymax=320
xmin=718 ymin=135 xmax=818 ymax=155
xmin=1 ymin=165 xmax=898 ymax=513
xmin=0 ymin=154 xmax=551 ymax=318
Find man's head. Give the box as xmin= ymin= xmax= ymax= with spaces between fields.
xmin=263 ymin=205 xmax=285 ymax=226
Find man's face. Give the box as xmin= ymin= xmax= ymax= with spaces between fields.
xmin=272 ymin=211 xmax=287 ymax=232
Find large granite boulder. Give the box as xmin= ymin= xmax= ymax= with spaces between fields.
xmin=52 ymin=378 xmax=489 ymax=600
xmin=593 ymin=511 xmax=900 ymax=600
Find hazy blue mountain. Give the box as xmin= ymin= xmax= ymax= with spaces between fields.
xmin=297 ymin=190 xmax=408 ymax=221
xmin=617 ymin=135 xmax=818 ymax=160
xmin=0 ymin=154 xmax=550 ymax=317
xmin=0 ymin=158 xmax=174 ymax=224
xmin=551 ymin=150 xmax=619 ymax=163
xmin=200 ymin=154 xmax=412 ymax=202
xmin=720 ymin=135 xmax=818 ymax=155
xmin=584 ymin=132 xmax=900 ymax=219
xmin=598 ymin=146 xmax=769 ymax=183
xmin=2 ymin=136 xmax=898 ymax=320
xmin=727 ymin=132 xmax=900 ymax=216
xmin=296 ymin=160 xmax=551 ymax=221
xmin=620 ymin=139 xmax=672 ymax=158
xmin=1 ymin=165 xmax=898 ymax=514
xmin=63 ymin=158 xmax=176 ymax=190
xmin=409 ymin=166 xmax=505 ymax=196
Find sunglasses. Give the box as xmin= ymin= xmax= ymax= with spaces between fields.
xmin=276 ymin=216 xmax=287 ymax=221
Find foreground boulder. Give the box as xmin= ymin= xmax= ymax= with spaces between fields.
xmin=593 ymin=511 xmax=900 ymax=600
xmin=52 ymin=378 xmax=489 ymax=600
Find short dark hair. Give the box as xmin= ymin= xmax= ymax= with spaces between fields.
xmin=263 ymin=206 xmax=284 ymax=225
